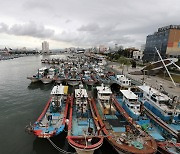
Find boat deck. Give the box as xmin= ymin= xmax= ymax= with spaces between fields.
xmin=34 ymin=104 xmax=66 ymax=135
xmin=96 ymin=101 xmax=127 ymax=133
xmin=72 ymin=107 xmax=96 ymax=136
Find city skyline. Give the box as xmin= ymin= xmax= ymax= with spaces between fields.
xmin=0 ymin=0 xmax=180 ymax=49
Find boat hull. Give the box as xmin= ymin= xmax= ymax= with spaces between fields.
xmin=75 ymin=148 xmax=94 ymax=154
xmin=40 ymin=78 xmax=53 ymax=84
xmin=67 ymin=80 xmax=80 ymax=86
xmin=144 ymin=100 xmax=179 ymax=122
xmin=27 ymin=77 xmax=39 ymax=83
xmin=67 ymin=136 xmax=103 ymax=154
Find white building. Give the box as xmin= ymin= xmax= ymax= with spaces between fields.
xmin=99 ymin=45 xmax=108 ymax=53
xmin=42 ymin=41 xmax=49 ymax=53
xmin=133 ymin=50 xmax=143 ymax=60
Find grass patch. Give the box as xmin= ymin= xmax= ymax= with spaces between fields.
xmin=157 ymin=74 xmax=180 ymax=83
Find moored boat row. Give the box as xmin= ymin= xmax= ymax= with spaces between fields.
xmin=27 ymin=54 xmax=180 ymax=154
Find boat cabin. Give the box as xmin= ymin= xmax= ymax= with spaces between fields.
xmin=138 ymin=84 xmax=180 ymax=119
xmin=75 ymin=88 xmax=88 ymax=117
xmin=120 ymin=89 xmax=141 ymax=114
xmin=38 ymin=67 xmax=48 ymax=76
xmin=96 ymin=84 xmax=112 ymax=103
xmin=116 ymin=75 xmax=131 ymax=87
xmin=50 ymin=84 xmax=68 ymax=111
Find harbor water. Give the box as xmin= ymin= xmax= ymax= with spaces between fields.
xmin=0 ymin=55 xmax=117 ymax=154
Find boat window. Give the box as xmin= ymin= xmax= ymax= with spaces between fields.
xmin=137 ymin=106 xmax=140 ymax=109
xmin=151 ymin=96 xmax=157 ymax=102
xmin=123 ymin=81 xmax=125 ymax=84
xmin=168 ymin=112 xmax=173 ymax=115
xmin=131 ymin=106 xmax=133 ymax=109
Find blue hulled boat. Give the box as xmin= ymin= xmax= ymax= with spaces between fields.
xmin=138 ymin=84 xmax=180 ymax=132
xmin=32 ymin=84 xmax=69 ymax=138
xmin=115 ymin=89 xmax=180 ymax=154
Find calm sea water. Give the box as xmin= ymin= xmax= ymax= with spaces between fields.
xmin=0 ymin=54 xmax=117 ymax=154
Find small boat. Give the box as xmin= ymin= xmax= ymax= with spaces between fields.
xmin=41 ymin=59 xmax=45 ymax=63
xmin=40 ymin=67 xmax=57 ymax=84
xmin=67 ymin=72 xmax=81 ymax=86
xmin=32 ymin=84 xmax=69 ymax=138
xmin=82 ymin=71 xmax=97 ymax=86
xmin=55 ymin=70 xmax=67 ymax=84
xmin=67 ymin=86 xmax=103 ymax=154
xmin=27 ymin=67 xmax=48 ymax=83
xmin=92 ymin=84 xmax=157 ymax=154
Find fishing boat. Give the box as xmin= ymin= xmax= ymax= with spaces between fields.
xmin=32 ymin=84 xmax=69 ymax=138
xmin=82 ymin=71 xmax=97 ymax=86
xmin=67 ymin=86 xmax=103 ymax=154
xmin=138 ymin=84 xmax=180 ymax=131
xmin=67 ymin=72 xmax=81 ymax=86
xmin=40 ymin=67 xmax=57 ymax=84
xmin=27 ymin=67 xmax=48 ymax=83
xmin=92 ymin=84 xmax=157 ymax=154
xmin=41 ymin=59 xmax=45 ymax=63
xmin=55 ymin=70 xmax=67 ymax=84
xmin=116 ymin=89 xmax=180 ymax=153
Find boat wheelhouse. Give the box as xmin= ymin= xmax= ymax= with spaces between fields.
xmin=116 ymin=75 xmax=131 ymax=88
xmin=118 ymin=89 xmax=141 ymax=120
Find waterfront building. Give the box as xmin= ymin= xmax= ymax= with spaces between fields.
xmin=133 ymin=50 xmax=143 ymax=60
xmin=144 ymin=25 xmax=180 ymax=61
xmin=99 ymin=45 xmax=108 ymax=53
xmin=42 ymin=41 xmax=49 ymax=53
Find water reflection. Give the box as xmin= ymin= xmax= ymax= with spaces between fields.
xmin=32 ymin=131 xmax=72 ymax=154
xmin=28 ymin=82 xmax=54 ymax=91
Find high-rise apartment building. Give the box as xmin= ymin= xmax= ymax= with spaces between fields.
xmin=42 ymin=41 xmax=49 ymax=53
xmin=144 ymin=25 xmax=180 ymax=61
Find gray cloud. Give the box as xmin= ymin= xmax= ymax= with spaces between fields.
xmin=0 ymin=21 xmax=55 ymax=39
xmin=0 ymin=0 xmax=180 ymax=48
xmin=0 ymin=23 xmax=8 ymax=32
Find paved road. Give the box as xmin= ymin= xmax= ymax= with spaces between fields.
xmin=107 ymin=61 xmax=180 ymax=98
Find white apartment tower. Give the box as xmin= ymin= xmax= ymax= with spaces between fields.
xmin=42 ymin=41 xmax=49 ymax=53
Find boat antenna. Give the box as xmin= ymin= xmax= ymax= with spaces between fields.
xmin=155 ymin=47 xmax=176 ymax=87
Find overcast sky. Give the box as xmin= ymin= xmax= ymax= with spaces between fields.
xmin=0 ymin=0 xmax=180 ymax=49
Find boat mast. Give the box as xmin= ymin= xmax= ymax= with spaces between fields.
xmin=155 ymin=47 xmax=176 ymax=87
